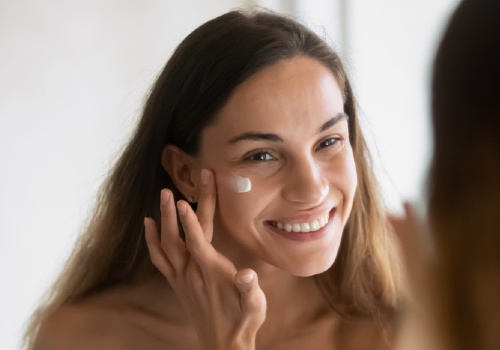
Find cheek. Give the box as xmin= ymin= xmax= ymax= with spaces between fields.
xmin=345 ymin=149 xmax=358 ymax=195
xmin=330 ymin=146 xmax=358 ymax=214
xmin=214 ymin=174 xmax=269 ymax=230
xmin=215 ymin=169 xmax=278 ymax=204
xmin=214 ymin=170 xmax=284 ymax=235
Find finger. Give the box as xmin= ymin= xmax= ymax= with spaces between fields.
xmin=144 ymin=217 xmax=174 ymax=278
xmin=195 ymin=169 xmax=216 ymax=242
xmin=177 ymin=200 xmax=217 ymax=265
xmin=160 ymin=189 xmax=187 ymax=268
xmin=234 ymin=269 xmax=267 ymax=324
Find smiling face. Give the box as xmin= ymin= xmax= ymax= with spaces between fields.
xmin=196 ymin=56 xmax=357 ymax=276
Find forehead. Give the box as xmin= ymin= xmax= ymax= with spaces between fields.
xmin=204 ymin=56 xmax=345 ymax=140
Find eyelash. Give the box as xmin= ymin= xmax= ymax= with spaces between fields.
xmin=317 ymin=136 xmax=343 ymax=150
xmin=244 ymin=149 xmax=276 ymax=162
xmin=242 ymin=136 xmax=344 ymax=163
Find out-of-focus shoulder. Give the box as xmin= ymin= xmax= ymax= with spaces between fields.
xmin=30 ymin=282 xmax=197 ymax=350
xmin=32 ymin=304 xmax=93 ymax=350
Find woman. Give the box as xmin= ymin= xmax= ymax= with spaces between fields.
xmin=394 ymin=1 xmax=500 ymax=349
xmin=26 ymin=9 xmax=404 ymax=349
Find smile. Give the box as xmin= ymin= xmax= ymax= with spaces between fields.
xmin=269 ymin=213 xmax=330 ymax=233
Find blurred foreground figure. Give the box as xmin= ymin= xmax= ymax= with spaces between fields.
xmin=430 ymin=0 xmax=500 ymax=349
xmin=396 ymin=1 xmax=500 ymax=349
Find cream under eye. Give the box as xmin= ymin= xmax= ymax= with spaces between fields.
xmin=233 ymin=176 xmax=252 ymax=193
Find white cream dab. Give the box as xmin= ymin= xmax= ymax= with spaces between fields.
xmin=234 ymin=176 xmax=252 ymax=193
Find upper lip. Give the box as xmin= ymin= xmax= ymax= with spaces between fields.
xmin=267 ymin=206 xmax=334 ymax=224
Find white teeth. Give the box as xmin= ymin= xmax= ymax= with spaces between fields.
xmin=319 ymin=216 xmax=326 ymax=227
xmin=272 ymin=214 xmax=329 ymax=233
xmin=311 ymin=220 xmax=320 ymax=231
xmin=300 ymin=223 xmax=311 ymax=232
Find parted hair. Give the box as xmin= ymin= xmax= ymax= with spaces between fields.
xmin=24 ymin=9 xmax=404 ymax=349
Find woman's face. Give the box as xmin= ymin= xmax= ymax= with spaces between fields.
xmin=197 ymin=56 xmax=357 ymax=276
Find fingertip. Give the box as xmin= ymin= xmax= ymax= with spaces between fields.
xmin=177 ymin=200 xmax=188 ymax=216
xmin=235 ymin=269 xmax=266 ymax=322
xmin=234 ymin=269 xmax=258 ymax=292
xmin=200 ymin=168 xmax=211 ymax=185
xmin=160 ymin=189 xmax=171 ymax=206
xmin=236 ymin=271 xmax=255 ymax=285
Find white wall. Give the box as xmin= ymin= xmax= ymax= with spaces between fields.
xmin=346 ymin=0 xmax=460 ymax=211
xmin=1 ymin=1 xmax=459 ymax=348
xmin=0 ymin=1 xmax=248 ymax=348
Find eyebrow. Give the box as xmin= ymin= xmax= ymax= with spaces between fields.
xmin=227 ymin=112 xmax=348 ymax=144
xmin=319 ymin=112 xmax=348 ymax=132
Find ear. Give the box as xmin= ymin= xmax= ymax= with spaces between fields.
xmin=161 ymin=145 xmax=198 ymax=201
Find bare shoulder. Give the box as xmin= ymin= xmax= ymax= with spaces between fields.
xmin=33 ymin=302 xmax=112 ymax=350
xmin=32 ymin=281 xmax=197 ymax=350
xmin=336 ymin=316 xmax=398 ymax=350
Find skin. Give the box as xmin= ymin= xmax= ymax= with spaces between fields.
xmin=33 ymin=57 xmax=389 ymax=350
xmin=198 ymin=56 xmax=357 ymax=278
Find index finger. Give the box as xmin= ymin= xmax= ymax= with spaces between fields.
xmin=195 ymin=168 xmax=216 ymax=242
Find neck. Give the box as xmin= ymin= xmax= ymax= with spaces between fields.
xmin=132 ymin=231 xmax=336 ymax=347
xmin=210 ymin=227 xmax=331 ymax=326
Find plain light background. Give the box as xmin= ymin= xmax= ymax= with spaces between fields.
xmin=1 ymin=0 xmax=458 ymax=348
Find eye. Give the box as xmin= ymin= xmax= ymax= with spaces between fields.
xmin=317 ymin=137 xmax=342 ymax=150
xmin=245 ymin=151 xmax=276 ymax=162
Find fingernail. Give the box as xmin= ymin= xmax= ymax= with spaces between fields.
xmin=177 ymin=201 xmax=187 ymax=216
xmin=161 ymin=190 xmax=170 ymax=205
xmin=201 ymin=169 xmax=210 ymax=185
xmin=237 ymin=273 xmax=254 ymax=284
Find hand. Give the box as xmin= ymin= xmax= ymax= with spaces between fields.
xmin=144 ymin=169 xmax=266 ymax=350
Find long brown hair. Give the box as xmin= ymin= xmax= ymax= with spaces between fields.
xmin=429 ymin=0 xmax=500 ymax=349
xmin=25 ymin=9 xmax=404 ymax=348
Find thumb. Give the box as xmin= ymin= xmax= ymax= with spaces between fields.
xmin=234 ymin=269 xmax=266 ymax=324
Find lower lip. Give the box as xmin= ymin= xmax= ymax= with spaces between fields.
xmin=267 ymin=209 xmax=335 ymax=242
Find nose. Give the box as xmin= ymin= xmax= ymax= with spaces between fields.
xmin=282 ymin=157 xmax=329 ymax=207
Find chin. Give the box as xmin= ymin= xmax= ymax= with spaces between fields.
xmin=287 ymin=255 xmax=338 ymax=277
